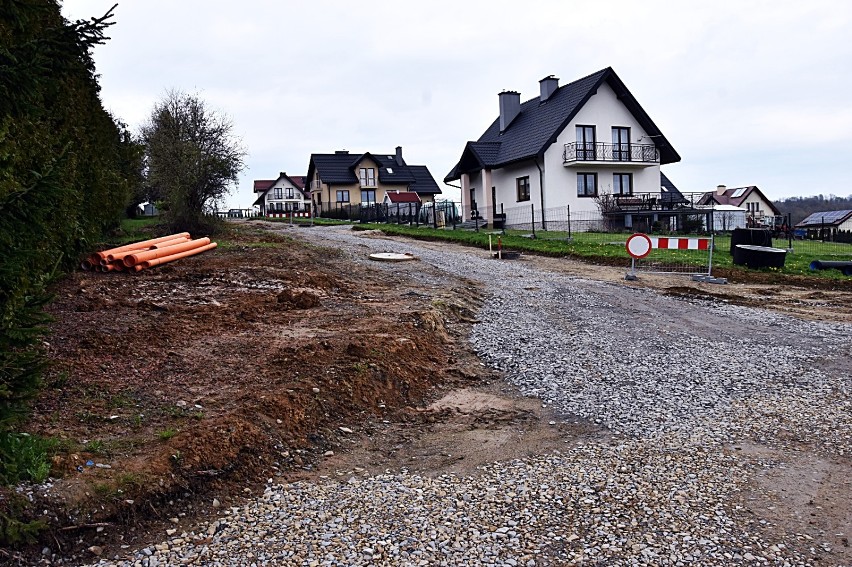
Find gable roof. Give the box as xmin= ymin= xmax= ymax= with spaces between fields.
xmin=289 ymin=176 xmax=306 ymax=190
xmin=385 ymin=191 xmax=421 ymax=203
xmin=445 ymin=67 xmax=680 ymax=182
xmin=306 ymin=150 xmax=441 ymax=195
xmin=795 ymin=210 xmax=852 ymax=228
xmin=698 ymin=186 xmax=781 ymax=215
xmin=660 ymin=172 xmax=688 ymax=205
xmin=253 ymin=179 xmax=276 ymax=193
xmin=252 ymin=172 xmax=309 ymax=206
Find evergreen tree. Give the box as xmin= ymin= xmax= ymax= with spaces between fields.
xmin=0 ymin=1 xmax=139 ymax=444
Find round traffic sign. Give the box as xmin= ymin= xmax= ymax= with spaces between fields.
xmin=626 ymin=233 xmax=652 ymax=259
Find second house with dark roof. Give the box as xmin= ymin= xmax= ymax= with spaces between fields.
xmin=445 ymin=67 xmax=682 ymax=228
xmin=306 ymin=146 xmax=441 ymax=217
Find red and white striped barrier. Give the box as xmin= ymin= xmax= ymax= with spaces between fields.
xmin=626 ymin=232 xmax=716 ymax=280
xmin=266 ymin=212 xmax=311 ymax=219
xmin=650 ymin=236 xmax=710 ymax=251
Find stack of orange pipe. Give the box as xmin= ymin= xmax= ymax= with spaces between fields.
xmin=82 ymin=233 xmax=217 ymax=273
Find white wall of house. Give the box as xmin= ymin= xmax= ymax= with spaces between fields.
xmin=466 ymin=170 xmax=483 ymax=211
xmin=490 ymin=160 xmax=542 ymax=213
xmin=543 ymin=81 xmax=660 ymax=214
xmin=463 ymin=82 xmax=667 ymax=222
xmin=264 ymin=177 xmax=308 ymax=211
xmin=740 ymin=193 xmax=774 ymax=219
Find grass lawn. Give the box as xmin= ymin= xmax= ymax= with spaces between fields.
xmin=353 ymin=224 xmax=852 ymax=280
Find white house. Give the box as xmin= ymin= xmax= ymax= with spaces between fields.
xmin=253 ymin=172 xmax=309 ymax=214
xmin=445 ymin=68 xmax=684 ymax=229
xmin=697 ymin=185 xmax=782 ymax=228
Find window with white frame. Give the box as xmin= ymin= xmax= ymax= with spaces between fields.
xmin=359 ymin=168 xmax=376 ymax=187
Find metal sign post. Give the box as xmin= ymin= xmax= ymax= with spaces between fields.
xmin=625 ymin=233 xmax=652 ymax=280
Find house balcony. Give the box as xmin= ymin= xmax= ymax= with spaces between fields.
xmin=309 ymin=180 xmax=323 ymax=190
xmin=563 ymin=142 xmax=659 ymax=166
xmin=596 ymin=191 xmax=707 ymax=214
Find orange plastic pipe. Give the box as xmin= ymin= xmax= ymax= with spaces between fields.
xmin=105 ymin=235 xmax=190 ymax=263
xmin=123 ymin=237 xmax=210 ymax=267
xmin=95 ymin=232 xmax=191 ymax=260
xmin=133 ymin=242 xmax=218 ymax=272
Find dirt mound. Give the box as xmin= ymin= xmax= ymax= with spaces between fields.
xmin=4 ymin=225 xmax=486 ymax=561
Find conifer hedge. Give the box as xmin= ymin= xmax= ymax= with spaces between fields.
xmin=0 ymin=1 xmax=141 ymax=482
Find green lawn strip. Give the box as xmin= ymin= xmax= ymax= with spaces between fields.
xmin=353 ymin=224 xmax=852 ymax=280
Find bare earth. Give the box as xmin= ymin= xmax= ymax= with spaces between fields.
xmin=3 ymin=221 xmax=850 ymax=565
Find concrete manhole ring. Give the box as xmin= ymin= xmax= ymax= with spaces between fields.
xmin=368 ymin=252 xmax=417 ymax=262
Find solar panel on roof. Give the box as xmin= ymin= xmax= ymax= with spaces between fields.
xmin=799 ymin=210 xmax=852 ymax=226
xmin=731 ymin=188 xmax=746 ymax=198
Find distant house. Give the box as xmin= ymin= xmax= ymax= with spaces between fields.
xmin=253 ymin=173 xmax=310 ymax=215
xmin=383 ymin=190 xmax=421 ymax=217
xmin=383 ymin=190 xmax=421 ymax=205
xmin=698 ymin=185 xmax=781 ymax=228
xmin=137 ymin=202 xmax=158 ymax=217
xmin=795 ymin=210 xmax=852 ymax=238
xmin=444 ymin=67 xmax=697 ymax=231
xmin=306 ymin=146 xmax=441 ymax=217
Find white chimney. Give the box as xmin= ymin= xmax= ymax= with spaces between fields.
xmin=498 ymin=90 xmax=521 ymax=132
xmin=539 ymin=75 xmax=559 ymax=102
xmin=716 ymin=184 xmax=727 ymax=196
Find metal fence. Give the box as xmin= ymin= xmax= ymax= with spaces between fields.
xmin=315 ymin=200 xmax=852 ymax=261
xmin=319 ymin=201 xmax=464 ymax=228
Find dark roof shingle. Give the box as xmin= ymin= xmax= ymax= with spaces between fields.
xmin=445 ymin=67 xmax=680 ymax=181
xmin=307 ymin=150 xmax=441 ymax=195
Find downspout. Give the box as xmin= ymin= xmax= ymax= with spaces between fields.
xmin=535 ymin=157 xmax=546 ymax=230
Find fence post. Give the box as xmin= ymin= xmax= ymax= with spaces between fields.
xmin=707 ymin=234 xmax=714 ymax=276
xmin=531 ymin=204 xmax=536 ymax=238
xmin=567 ymin=205 xmax=572 ymax=238
xmin=433 ymin=204 xmax=438 ymax=229
xmin=787 ymin=212 xmax=792 ymax=250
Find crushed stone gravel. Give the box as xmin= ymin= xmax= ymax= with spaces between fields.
xmin=84 ymin=225 xmax=851 ymax=566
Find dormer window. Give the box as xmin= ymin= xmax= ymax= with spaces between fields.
xmin=387 ymin=167 xmax=393 ymax=174
xmin=359 ymin=167 xmax=376 ymax=187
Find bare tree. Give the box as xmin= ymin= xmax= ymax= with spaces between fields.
xmin=140 ymin=91 xmax=245 ymax=231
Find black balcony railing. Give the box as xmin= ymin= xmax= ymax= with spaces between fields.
xmin=595 ymin=191 xmax=712 ymax=214
xmin=563 ymin=142 xmax=659 ymax=164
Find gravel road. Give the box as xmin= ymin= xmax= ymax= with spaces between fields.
xmin=87 ymin=225 xmax=852 ymax=567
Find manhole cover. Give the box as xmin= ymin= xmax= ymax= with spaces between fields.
xmin=368 ymin=253 xmax=417 ymax=262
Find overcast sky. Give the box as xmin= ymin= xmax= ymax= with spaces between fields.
xmin=62 ymin=0 xmax=852 ymax=209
